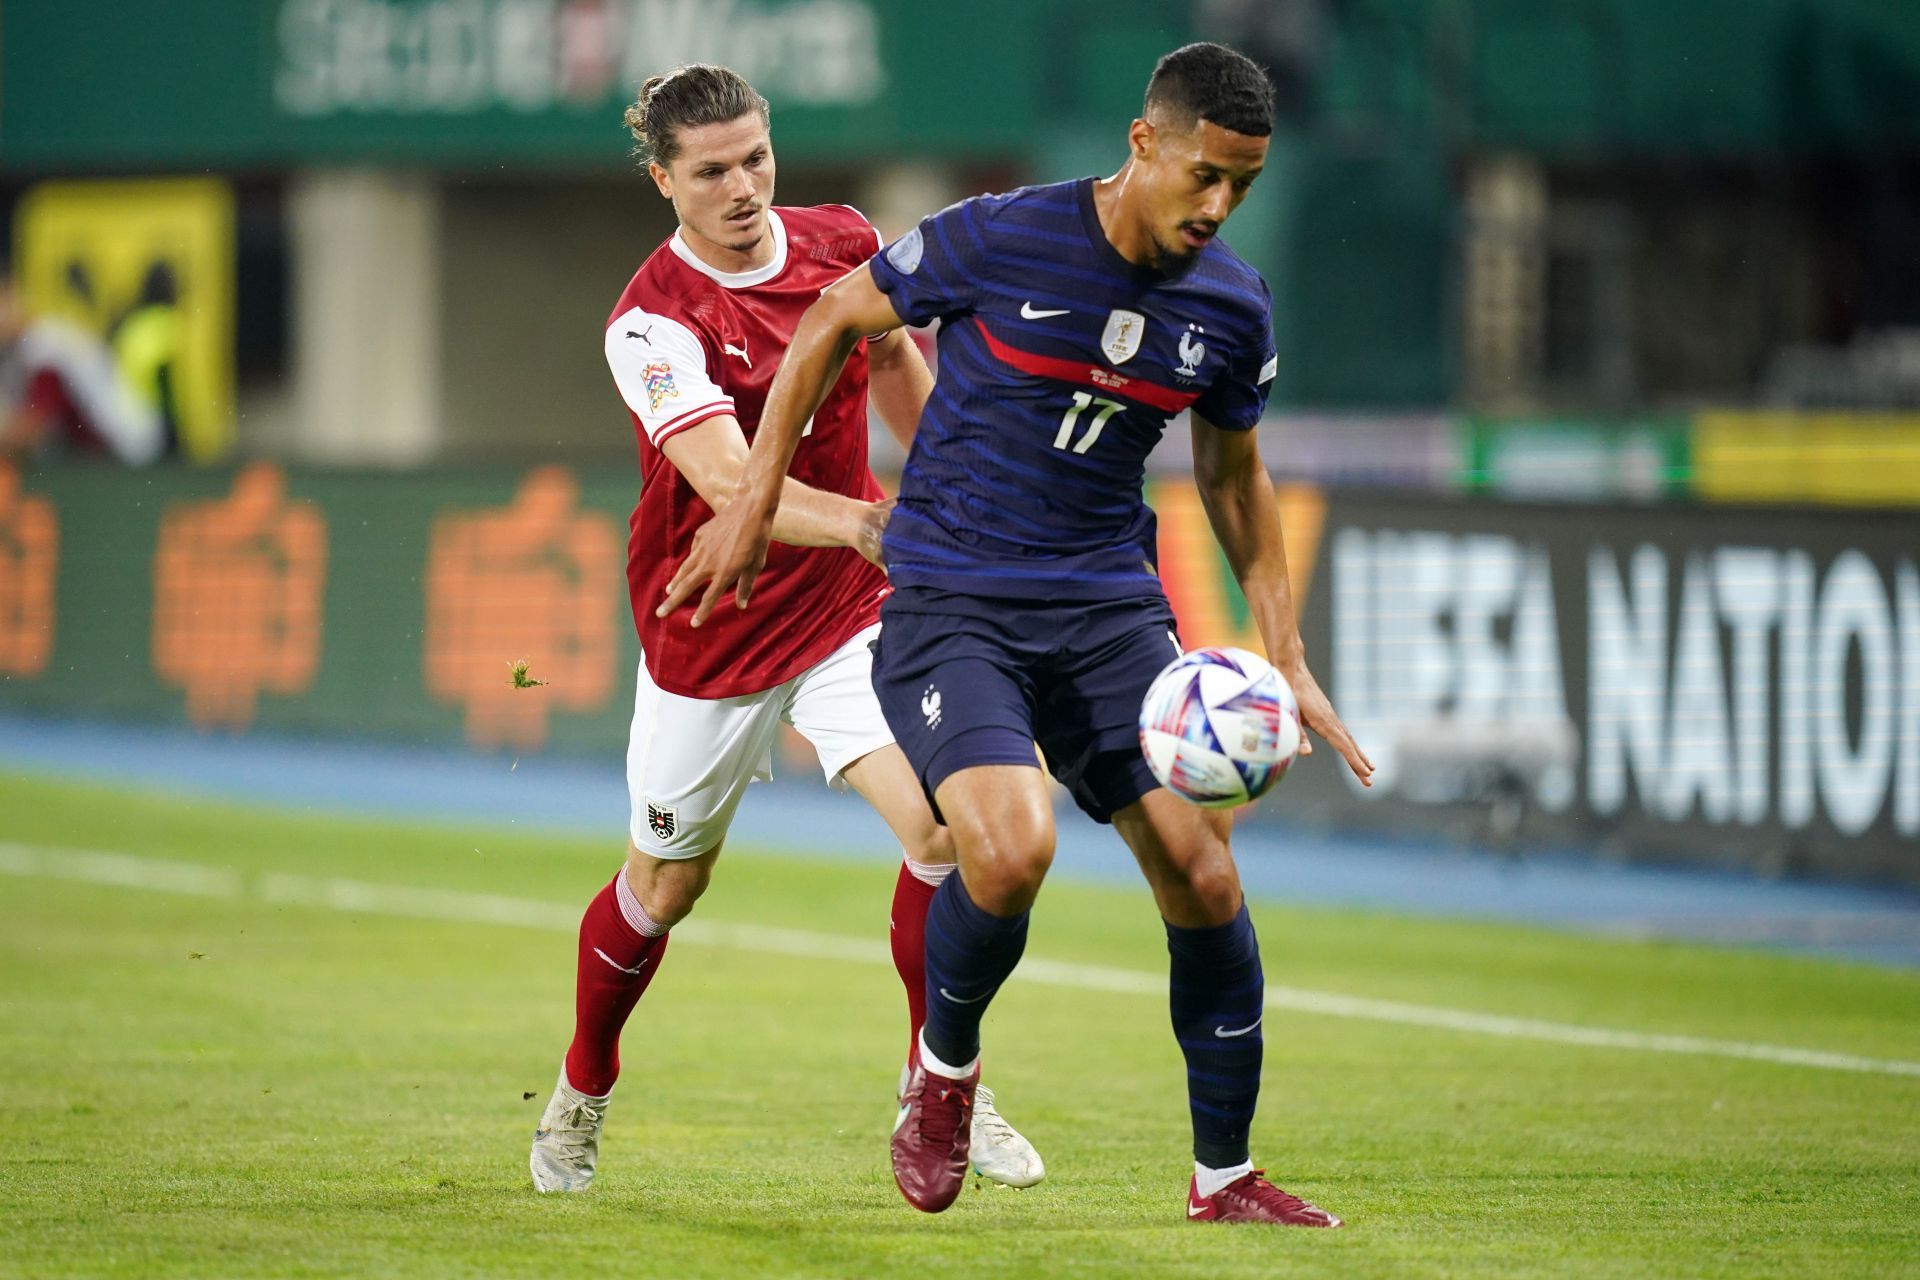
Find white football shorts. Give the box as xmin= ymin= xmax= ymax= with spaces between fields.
xmin=627 ymin=622 xmax=892 ymax=858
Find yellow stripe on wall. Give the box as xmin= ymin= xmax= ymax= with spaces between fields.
xmin=1694 ymin=412 xmax=1920 ymax=507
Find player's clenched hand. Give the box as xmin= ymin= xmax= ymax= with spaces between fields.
xmin=1281 ymin=658 xmax=1375 ymax=787
xmin=658 ymin=496 xmax=774 ymax=628
xmin=852 ymin=498 xmax=895 ymax=569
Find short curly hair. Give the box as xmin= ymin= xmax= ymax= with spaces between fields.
xmin=1143 ymin=43 xmax=1275 ymax=137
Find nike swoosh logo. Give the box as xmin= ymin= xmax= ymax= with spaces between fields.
xmin=1214 ymin=1016 xmax=1262 ymax=1038
xmin=892 ymin=1103 xmax=911 ymax=1135
xmin=594 ymin=947 xmax=650 ymax=975
xmin=1020 ymin=302 xmax=1070 ymax=319
xmin=938 ymin=986 xmax=991 ymax=1004
xmin=1187 ymin=1201 xmax=1209 ymax=1217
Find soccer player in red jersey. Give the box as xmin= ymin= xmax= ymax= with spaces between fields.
xmin=529 ymin=65 xmax=1042 ymax=1194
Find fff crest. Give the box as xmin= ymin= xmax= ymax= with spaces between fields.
xmin=1101 ymin=309 xmax=1145 ymax=365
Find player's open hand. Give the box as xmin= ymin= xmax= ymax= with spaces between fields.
xmin=1281 ymin=658 xmax=1375 ymax=787
xmin=853 ymin=498 xmax=895 ymax=569
xmin=658 ymin=495 xmax=775 ymax=628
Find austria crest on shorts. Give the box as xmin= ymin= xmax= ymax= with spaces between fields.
xmin=1100 ymin=309 xmax=1145 ymax=365
xmin=646 ymin=801 xmax=677 ymax=841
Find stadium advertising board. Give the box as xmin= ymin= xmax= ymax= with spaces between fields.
xmin=1281 ymin=493 xmax=1918 ymax=884
xmin=0 ymin=464 xmax=640 ymax=758
xmin=0 ymin=0 xmax=1132 ymax=169
xmin=274 ymin=0 xmax=883 ymax=118
xmin=12 ymin=180 xmax=236 ymax=462
xmin=1 ymin=465 xmax=1912 ymax=882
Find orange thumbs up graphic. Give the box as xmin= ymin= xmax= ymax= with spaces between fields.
xmin=423 ymin=467 xmax=622 ymax=750
xmin=0 ymin=466 xmax=57 ymax=677
xmin=152 ymin=463 xmax=327 ymax=729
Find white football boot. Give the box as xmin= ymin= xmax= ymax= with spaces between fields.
xmin=529 ymin=1070 xmax=611 ymax=1192
xmin=899 ymin=1063 xmax=1046 ymax=1188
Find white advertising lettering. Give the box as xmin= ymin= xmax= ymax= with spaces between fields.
xmin=276 ymin=0 xmax=885 ymax=118
xmin=1334 ymin=528 xmax=1920 ymax=838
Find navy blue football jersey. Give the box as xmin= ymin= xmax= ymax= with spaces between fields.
xmin=868 ymin=177 xmax=1278 ymax=603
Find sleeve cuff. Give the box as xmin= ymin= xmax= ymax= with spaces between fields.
xmin=650 ymin=400 xmax=735 ymax=447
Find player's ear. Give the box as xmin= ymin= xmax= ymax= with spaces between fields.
xmin=1129 ymin=117 xmax=1156 ymax=164
xmin=648 ymin=161 xmax=673 ymax=201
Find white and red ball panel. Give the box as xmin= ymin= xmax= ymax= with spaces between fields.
xmin=1138 ymin=646 xmax=1302 ymax=808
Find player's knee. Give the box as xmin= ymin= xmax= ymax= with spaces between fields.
xmin=951 ymin=804 xmax=1053 ymax=911
xmin=903 ymin=820 xmax=956 ymax=869
xmin=1173 ymin=836 xmax=1241 ymax=920
xmin=1184 ymin=858 xmax=1241 ymax=919
xmin=623 ymin=842 xmax=713 ymax=928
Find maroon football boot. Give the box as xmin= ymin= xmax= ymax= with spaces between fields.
xmin=890 ymin=1058 xmax=977 ymax=1213
xmin=1186 ymin=1170 xmax=1344 ymax=1227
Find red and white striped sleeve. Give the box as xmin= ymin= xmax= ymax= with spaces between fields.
xmin=604 ymin=306 xmax=735 ymax=446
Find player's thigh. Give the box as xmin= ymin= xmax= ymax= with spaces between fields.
xmin=783 ymin=622 xmax=896 ymax=790
xmin=784 ymin=621 xmax=951 ymax=864
xmin=839 ymin=745 xmax=953 ymax=866
xmin=868 ymin=606 xmax=1044 ymax=822
xmin=1111 ymin=788 xmax=1241 ymax=928
xmin=1033 ymin=596 xmax=1185 ymax=826
xmin=626 ymin=655 xmax=785 ymax=859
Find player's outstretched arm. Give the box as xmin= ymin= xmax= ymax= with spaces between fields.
xmin=660 ymin=413 xmax=892 ymax=566
xmin=1191 ymin=412 xmax=1375 ymax=787
xmin=660 ymin=263 xmax=906 ymax=626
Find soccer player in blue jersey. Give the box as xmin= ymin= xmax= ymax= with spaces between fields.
xmin=661 ymin=42 xmax=1375 ymax=1225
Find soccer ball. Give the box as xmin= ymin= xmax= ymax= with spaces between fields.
xmin=1138 ymin=647 xmax=1302 ymax=808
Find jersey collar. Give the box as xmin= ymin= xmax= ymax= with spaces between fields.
xmin=669 ymin=209 xmax=788 ymax=289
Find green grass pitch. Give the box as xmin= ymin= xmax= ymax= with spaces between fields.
xmin=1 ymin=771 xmax=1917 ymax=1278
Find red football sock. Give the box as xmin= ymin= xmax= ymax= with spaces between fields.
xmin=889 ymin=858 xmax=953 ymax=1065
xmin=562 ymin=872 xmax=668 ymax=1097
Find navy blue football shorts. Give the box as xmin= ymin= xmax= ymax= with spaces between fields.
xmin=870 ymin=588 xmax=1184 ymax=824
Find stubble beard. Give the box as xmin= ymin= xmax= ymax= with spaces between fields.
xmin=719 ymin=209 xmax=765 ymax=256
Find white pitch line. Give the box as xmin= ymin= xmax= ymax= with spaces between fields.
xmin=4 ymin=841 xmax=1918 ymax=1079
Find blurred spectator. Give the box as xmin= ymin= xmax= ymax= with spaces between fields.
xmin=0 ymin=265 xmax=164 ymax=465
xmin=109 ymin=263 xmax=186 ymax=456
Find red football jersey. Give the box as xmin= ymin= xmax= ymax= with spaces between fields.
xmin=605 ymin=204 xmax=890 ymax=699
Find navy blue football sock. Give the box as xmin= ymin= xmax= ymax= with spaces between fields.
xmin=1166 ymin=904 xmax=1264 ymax=1168
xmin=919 ymin=873 xmax=1029 ymax=1070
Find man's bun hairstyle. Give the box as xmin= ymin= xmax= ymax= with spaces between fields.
xmin=625 ymin=64 xmax=770 ymax=166
xmin=1143 ymin=42 xmax=1275 ymax=138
